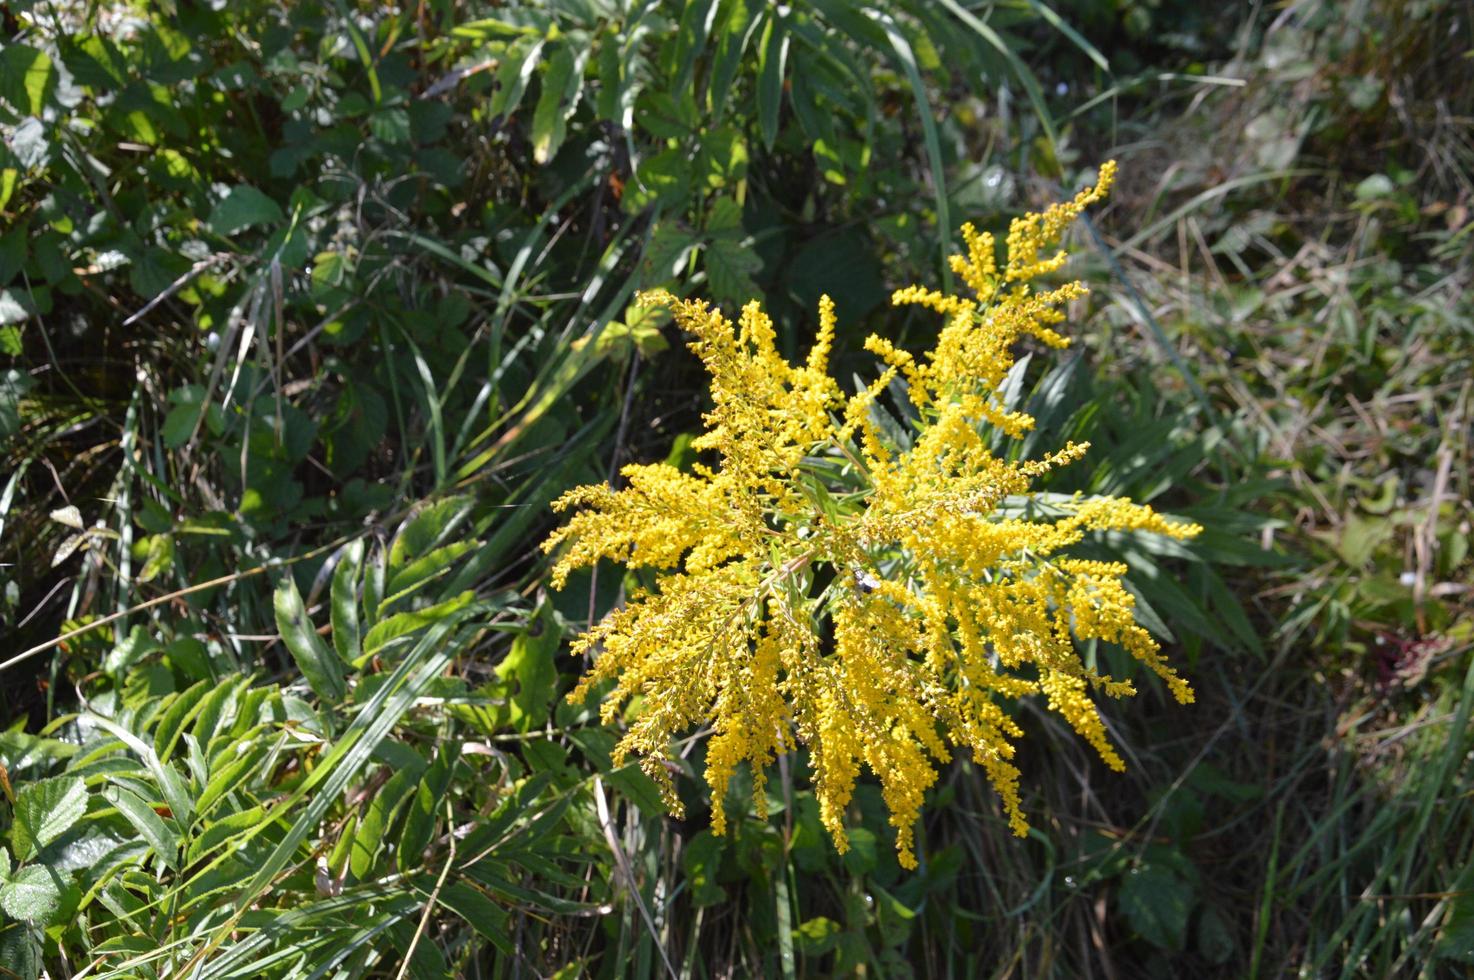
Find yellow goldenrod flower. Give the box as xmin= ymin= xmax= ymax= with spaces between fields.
xmin=544 ymin=162 xmax=1198 ymax=869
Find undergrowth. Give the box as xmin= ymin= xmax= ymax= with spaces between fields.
xmin=1 ymin=0 xmax=1470 ymax=976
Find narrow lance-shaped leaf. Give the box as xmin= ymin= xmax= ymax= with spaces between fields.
xmin=104 ymin=785 xmax=179 ymax=871
xmin=331 ymin=539 xmax=365 ymax=664
xmin=274 ymin=572 xmax=346 ymax=703
xmin=756 ymin=11 xmax=789 ymax=149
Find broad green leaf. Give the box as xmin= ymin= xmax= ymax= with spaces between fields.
xmin=195 ymin=744 xmax=267 ymax=819
xmin=274 ymin=573 xmax=346 ymax=703
xmin=495 ymin=603 xmax=560 ymax=731
xmin=1118 ymin=863 xmax=1194 ymax=951
xmin=331 ymin=540 xmax=365 ymax=664
xmin=209 ymin=185 xmax=285 ymax=237
xmin=0 ymin=865 xmax=60 ymax=923
xmin=704 ymin=236 xmax=760 ymax=305
xmin=104 ymin=785 xmax=179 ymax=869
xmin=9 ymin=776 xmax=87 ymax=862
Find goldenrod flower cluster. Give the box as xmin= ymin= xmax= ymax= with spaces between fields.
xmin=545 ymin=162 xmax=1200 ymax=869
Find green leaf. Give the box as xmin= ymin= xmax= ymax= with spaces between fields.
xmin=1118 ymin=863 xmax=1195 ymax=951
xmin=704 ymin=235 xmax=760 ymax=305
xmin=495 ymin=602 xmax=560 ymax=731
xmin=756 ymin=13 xmax=788 ymax=149
xmin=9 ymin=776 xmax=87 ymax=862
xmin=152 ymin=679 xmax=211 ymax=764
xmin=0 ymin=45 xmax=56 ymax=115
xmin=794 ymin=916 xmax=841 ymax=956
xmin=439 ymin=881 xmax=511 ymax=954
xmin=209 ymin=185 xmax=286 ymax=237
xmin=397 ymin=744 xmax=459 ymax=874
xmin=361 ymin=590 xmax=475 ymax=659
xmin=389 ymin=496 xmax=473 ymax=570
xmin=1197 ymin=904 xmax=1235 ymax=965
xmin=1440 ymin=892 xmax=1474 ymax=963
xmin=0 ymin=920 xmax=42 ymax=979
xmin=369 ymin=106 xmax=411 ymax=145
xmin=681 ymin=831 xmax=727 ymax=908
xmin=531 ymin=45 xmax=575 ymax=165
xmin=380 ymin=540 xmax=477 ymax=613
xmin=0 ymin=865 xmax=60 ymax=923
xmin=331 ymin=540 xmax=365 ymax=664
xmin=274 ymin=573 xmax=346 ymax=703
xmin=1355 ymin=173 xmax=1395 ymax=202
xmin=104 ymin=785 xmax=178 ymax=870
xmin=351 ymin=762 xmax=424 ymax=879
xmin=162 ymin=384 xmax=223 ymax=448
xmin=489 ymin=37 xmax=546 ymax=120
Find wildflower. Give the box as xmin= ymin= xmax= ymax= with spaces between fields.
xmin=545 ymin=162 xmax=1199 ymax=869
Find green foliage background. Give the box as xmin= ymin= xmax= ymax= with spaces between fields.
xmin=0 ymin=0 xmax=1470 ymax=976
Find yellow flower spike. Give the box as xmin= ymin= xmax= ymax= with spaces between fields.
xmin=547 ymin=163 xmax=1197 ymax=869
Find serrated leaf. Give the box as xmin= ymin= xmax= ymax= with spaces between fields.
xmin=274 ymin=573 xmax=346 ymax=703
xmin=704 ymin=237 xmax=760 ymax=305
xmin=369 ymin=106 xmax=411 ymax=144
xmin=10 ymin=776 xmax=87 ymax=862
xmin=0 ymin=865 xmax=59 ymax=923
xmin=208 ymin=185 xmax=285 ymax=236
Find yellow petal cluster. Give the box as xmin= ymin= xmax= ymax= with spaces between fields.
xmin=545 ymin=162 xmax=1199 ymax=869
